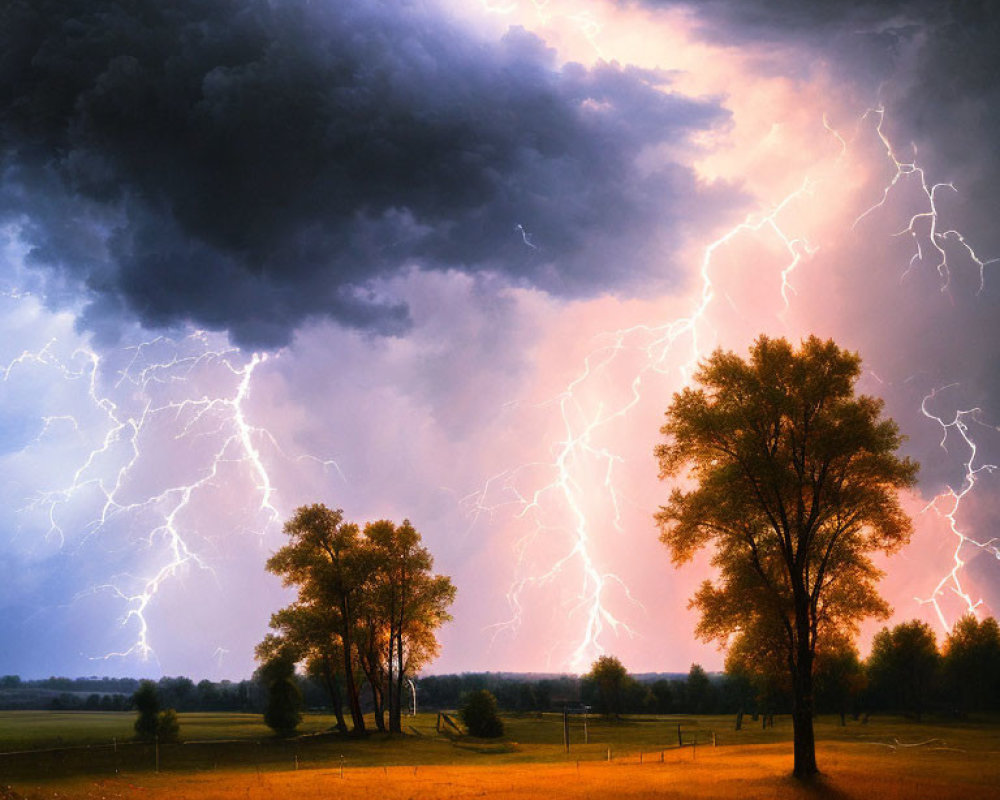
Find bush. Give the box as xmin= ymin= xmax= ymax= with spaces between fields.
xmin=132 ymin=680 xmax=160 ymax=741
xmin=264 ymin=676 xmax=302 ymax=735
xmin=131 ymin=681 xmax=181 ymax=742
xmin=156 ymin=709 xmax=181 ymax=743
xmin=460 ymin=689 xmax=504 ymax=738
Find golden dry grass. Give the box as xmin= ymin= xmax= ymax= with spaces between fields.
xmin=10 ymin=741 xmax=1000 ymax=800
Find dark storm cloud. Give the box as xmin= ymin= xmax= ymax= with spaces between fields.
xmin=0 ymin=0 xmax=732 ymax=348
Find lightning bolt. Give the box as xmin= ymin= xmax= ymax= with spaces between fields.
xmin=514 ymin=223 xmax=539 ymax=250
xmin=917 ymin=386 xmax=999 ymax=629
xmin=475 ymin=96 xmax=1000 ymax=668
xmin=468 ymin=140 xmax=830 ymax=672
xmin=1 ymin=291 xmax=340 ymax=664
xmin=853 ymin=104 xmax=999 ymax=293
xmin=852 ymin=106 xmax=1000 ymax=630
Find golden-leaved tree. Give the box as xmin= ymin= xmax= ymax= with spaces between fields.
xmin=655 ymin=336 xmax=917 ymax=777
xmin=260 ymin=504 xmax=455 ymax=735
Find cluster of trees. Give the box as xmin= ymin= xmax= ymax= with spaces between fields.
xmin=726 ymin=615 xmax=1000 ymax=721
xmin=582 ymin=615 xmax=1000 ymax=722
xmin=867 ymin=615 xmax=1000 ymax=717
xmin=583 ymin=657 xmax=726 ymax=717
xmin=415 ymin=673 xmax=582 ymax=712
xmin=258 ymin=505 xmax=455 ymax=736
xmin=413 ymin=664 xmax=744 ymax=716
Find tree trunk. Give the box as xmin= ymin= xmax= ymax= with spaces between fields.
xmin=339 ymin=598 xmax=366 ymax=734
xmin=392 ymin=626 xmax=405 ymax=734
xmin=321 ymin=656 xmax=348 ymax=734
xmin=791 ymin=607 xmax=818 ymax=778
xmin=356 ymin=622 xmax=385 ymax=733
xmin=371 ymin=680 xmax=385 ymax=732
xmin=389 ymin=578 xmax=406 ymax=735
xmin=792 ymin=699 xmax=817 ymax=777
xmin=387 ymin=615 xmax=399 ymax=734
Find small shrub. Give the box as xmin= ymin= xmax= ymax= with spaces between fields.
xmin=156 ymin=709 xmax=181 ymax=743
xmin=132 ymin=680 xmax=160 ymax=741
xmin=460 ymin=689 xmax=504 ymax=738
xmin=264 ymin=676 xmax=302 ymax=736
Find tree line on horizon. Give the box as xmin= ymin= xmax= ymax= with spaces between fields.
xmin=5 ymin=610 xmax=995 ymax=722
xmin=579 ymin=614 xmax=1000 ymax=721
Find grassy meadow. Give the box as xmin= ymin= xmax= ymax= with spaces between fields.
xmin=1 ymin=711 xmax=999 ymax=799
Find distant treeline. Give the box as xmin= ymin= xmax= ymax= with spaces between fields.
xmin=0 ymin=675 xmax=260 ymax=713
xmin=3 ymin=614 xmax=997 ymax=719
xmin=0 ymin=670 xmax=731 ymax=715
xmin=389 ymin=613 xmax=1000 ymax=720
xmin=0 ymin=669 xmax=790 ymax=716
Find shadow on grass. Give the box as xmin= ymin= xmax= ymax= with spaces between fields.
xmin=777 ymin=773 xmax=854 ymax=800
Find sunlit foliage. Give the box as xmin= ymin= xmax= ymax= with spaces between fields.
xmin=655 ymin=335 xmax=918 ymax=776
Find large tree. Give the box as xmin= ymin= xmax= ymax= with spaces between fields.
xmin=266 ymin=505 xmax=372 ymax=733
xmin=365 ymin=518 xmax=455 ymax=733
xmin=655 ymin=335 xmax=917 ymax=777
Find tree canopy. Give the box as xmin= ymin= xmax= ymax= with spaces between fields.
xmin=655 ymin=335 xmax=917 ymax=776
xmin=943 ymin=613 xmax=1000 ymax=713
xmin=867 ymin=619 xmax=940 ymax=720
xmin=584 ymin=655 xmax=629 ymax=718
xmin=262 ymin=504 xmax=456 ymax=735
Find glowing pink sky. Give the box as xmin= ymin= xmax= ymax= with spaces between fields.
xmin=1 ymin=0 xmax=998 ymax=680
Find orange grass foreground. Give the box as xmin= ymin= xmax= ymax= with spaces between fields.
xmin=8 ymin=742 xmax=1000 ymax=800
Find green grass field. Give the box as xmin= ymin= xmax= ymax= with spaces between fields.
xmin=1 ymin=711 xmax=999 ymax=799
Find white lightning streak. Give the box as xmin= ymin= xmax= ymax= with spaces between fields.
xmin=854 ymin=105 xmax=999 ymax=293
xmin=469 ymin=160 xmax=825 ymax=671
xmin=854 ymin=105 xmax=1000 ymax=630
xmin=917 ymin=388 xmax=1000 ymax=629
xmin=3 ymin=314 xmax=340 ymax=664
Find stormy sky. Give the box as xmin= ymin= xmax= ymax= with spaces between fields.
xmin=1 ymin=0 xmax=998 ymax=679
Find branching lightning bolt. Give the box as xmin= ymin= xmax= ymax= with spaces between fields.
xmin=468 ymin=156 xmax=826 ymax=671
xmin=854 ymin=105 xmax=999 ymax=293
xmin=917 ymin=386 xmax=999 ymax=629
xmin=854 ymin=105 xmax=999 ymax=629
xmin=2 ymin=308 xmax=340 ymax=664
xmin=475 ymin=97 xmax=1000 ymax=667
